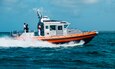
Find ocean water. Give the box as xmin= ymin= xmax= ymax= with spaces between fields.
xmin=0 ymin=32 xmax=115 ymax=69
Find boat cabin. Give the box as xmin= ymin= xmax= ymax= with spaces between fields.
xmin=38 ymin=16 xmax=70 ymax=36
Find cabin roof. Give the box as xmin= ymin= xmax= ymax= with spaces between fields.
xmin=43 ymin=20 xmax=61 ymax=22
xmin=43 ymin=20 xmax=68 ymax=24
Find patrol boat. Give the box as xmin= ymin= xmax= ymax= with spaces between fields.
xmin=12 ymin=11 xmax=98 ymax=45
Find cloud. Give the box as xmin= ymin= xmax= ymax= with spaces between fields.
xmin=45 ymin=0 xmax=99 ymax=16
xmin=105 ymin=0 xmax=115 ymax=5
xmin=0 ymin=0 xmax=100 ymax=15
xmin=50 ymin=0 xmax=80 ymax=8
xmin=41 ymin=0 xmax=79 ymax=16
xmin=49 ymin=0 xmax=99 ymax=8
xmin=82 ymin=0 xmax=99 ymax=4
xmin=2 ymin=0 xmax=19 ymax=5
xmin=0 ymin=0 xmax=30 ymax=13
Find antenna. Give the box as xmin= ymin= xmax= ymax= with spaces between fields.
xmin=33 ymin=8 xmax=43 ymax=22
xmin=37 ymin=9 xmax=42 ymax=19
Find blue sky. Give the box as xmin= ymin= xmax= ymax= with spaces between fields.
xmin=0 ymin=0 xmax=115 ymax=32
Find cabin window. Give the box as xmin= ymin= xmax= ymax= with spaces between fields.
xmin=46 ymin=26 xmax=48 ymax=29
xmin=64 ymin=25 xmax=68 ymax=28
xmin=50 ymin=25 xmax=56 ymax=30
xmin=58 ymin=26 xmax=62 ymax=30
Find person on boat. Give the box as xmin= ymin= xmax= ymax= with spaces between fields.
xmin=37 ymin=22 xmax=44 ymax=36
xmin=24 ymin=23 xmax=26 ymax=33
xmin=26 ymin=24 xmax=29 ymax=33
xmin=37 ymin=24 xmax=41 ymax=36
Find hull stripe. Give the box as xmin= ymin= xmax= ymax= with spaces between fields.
xmin=42 ymin=34 xmax=96 ymax=43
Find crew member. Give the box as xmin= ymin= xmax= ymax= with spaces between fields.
xmin=37 ymin=24 xmax=41 ymax=36
xmin=24 ymin=23 xmax=26 ymax=33
xmin=26 ymin=24 xmax=29 ymax=33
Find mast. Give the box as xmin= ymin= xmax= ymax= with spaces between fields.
xmin=36 ymin=9 xmax=42 ymax=22
xmin=36 ymin=9 xmax=44 ymax=36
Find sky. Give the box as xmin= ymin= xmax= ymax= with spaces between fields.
xmin=0 ymin=0 xmax=115 ymax=32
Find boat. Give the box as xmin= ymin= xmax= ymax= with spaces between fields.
xmin=11 ymin=10 xmax=98 ymax=45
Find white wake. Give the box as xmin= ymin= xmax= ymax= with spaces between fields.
xmin=0 ymin=37 xmax=84 ymax=48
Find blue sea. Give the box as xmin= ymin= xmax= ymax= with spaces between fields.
xmin=0 ymin=32 xmax=115 ymax=69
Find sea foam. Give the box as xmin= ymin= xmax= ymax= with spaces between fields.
xmin=0 ymin=37 xmax=84 ymax=48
